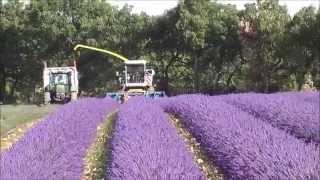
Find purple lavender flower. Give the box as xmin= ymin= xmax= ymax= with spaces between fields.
xmin=107 ymin=97 xmax=203 ymax=180
xmin=271 ymin=91 xmax=319 ymax=104
xmin=160 ymin=94 xmax=320 ymax=179
xmin=222 ymin=91 xmax=320 ymax=143
xmin=1 ymin=98 xmax=118 ymax=180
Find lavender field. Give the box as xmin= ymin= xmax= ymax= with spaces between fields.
xmin=1 ymin=92 xmax=319 ymax=180
xmin=159 ymin=94 xmax=319 ymax=179
xmin=1 ymin=98 xmax=118 ymax=179
xmin=221 ymin=92 xmax=320 ymax=144
xmin=107 ymin=98 xmax=203 ymax=179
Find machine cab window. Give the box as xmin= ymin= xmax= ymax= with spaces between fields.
xmin=126 ymin=64 xmax=145 ymax=84
xmin=49 ymin=73 xmax=71 ymax=95
xmin=52 ymin=73 xmax=69 ymax=85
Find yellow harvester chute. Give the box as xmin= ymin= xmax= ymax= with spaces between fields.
xmin=73 ymin=44 xmax=129 ymax=62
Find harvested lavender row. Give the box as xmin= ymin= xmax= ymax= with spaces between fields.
xmin=1 ymin=98 xmax=118 ymax=180
xmin=222 ymin=92 xmax=320 ymax=143
xmin=107 ymin=98 xmax=203 ymax=179
xmin=159 ymin=95 xmax=320 ymax=179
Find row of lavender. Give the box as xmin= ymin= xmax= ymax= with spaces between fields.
xmin=106 ymin=98 xmax=203 ymax=179
xmin=1 ymin=92 xmax=318 ymax=179
xmin=158 ymin=93 xmax=320 ymax=179
xmin=1 ymin=98 xmax=118 ymax=179
xmin=221 ymin=92 xmax=320 ymax=143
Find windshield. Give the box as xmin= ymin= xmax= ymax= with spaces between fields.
xmin=126 ymin=64 xmax=145 ymax=83
xmin=50 ymin=73 xmax=69 ymax=85
xmin=127 ymin=64 xmax=144 ymax=73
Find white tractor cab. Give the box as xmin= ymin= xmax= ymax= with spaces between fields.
xmin=121 ymin=60 xmax=155 ymax=90
xmin=43 ymin=61 xmax=78 ymax=104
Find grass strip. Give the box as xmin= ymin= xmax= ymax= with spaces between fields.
xmin=1 ymin=119 xmax=42 ymax=152
xmin=168 ymin=114 xmax=224 ymax=180
xmin=82 ymin=111 xmax=117 ymax=180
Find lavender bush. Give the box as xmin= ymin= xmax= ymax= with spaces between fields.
xmin=160 ymin=95 xmax=320 ymax=179
xmin=222 ymin=92 xmax=320 ymax=143
xmin=1 ymin=98 xmax=118 ymax=180
xmin=107 ymin=98 xmax=203 ymax=180
xmin=271 ymin=91 xmax=319 ymax=104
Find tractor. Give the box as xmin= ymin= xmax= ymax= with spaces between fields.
xmin=73 ymin=44 xmax=165 ymax=103
xmin=43 ymin=61 xmax=78 ymax=104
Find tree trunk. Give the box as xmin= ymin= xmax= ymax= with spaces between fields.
xmin=264 ymin=73 xmax=270 ymax=93
xmin=164 ymin=70 xmax=170 ymax=96
xmin=214 ymin=71 xmax=223 ymax=90
xmin=163 ymin=52 xmax=179 ymax=96
xmin=0 ymin=64 xmax=6 ymax=103
xmin=296 ymin=72 xmax=305 ymax=91
xmin=193 ymin=58 xmax=198 ymax=92
xmin=226 ymin=70 xmax=236 ymax=90
xmin=193 ymin=50 xmax=202 ymax=92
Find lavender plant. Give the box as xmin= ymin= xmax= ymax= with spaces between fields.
xmin=160 ymin=95 xmax=320 ymax=179
xmin=1 ymin=98 xmax=118 ymax=180
xmin=222 ymin=92 xmax=320 ymax=143
xmin=271 ymin=91 xmax=319 ymax=104
xmin=107 ymin=98 xmax=203 ymax=180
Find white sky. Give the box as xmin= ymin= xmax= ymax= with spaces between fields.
xmin=107 ymin=0 xmax=319 ymax=16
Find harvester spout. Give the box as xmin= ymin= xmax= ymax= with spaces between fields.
xmin=73 ymin=44 xmax=129 ymax=62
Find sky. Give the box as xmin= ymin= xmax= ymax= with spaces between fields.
xmin=107 ymin=0 xmax=319 ymax=16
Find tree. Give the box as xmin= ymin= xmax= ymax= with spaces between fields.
xmin=146 ymin=7 xmax=184 ymax=94
xmin=201 ymin=2 xmax=241 ymax=93
xmin=285 ymin=6 xmax=319 ymax=89
xmin=0 ymin=1 xmax=28 ymax=102
xmin=1 ymin=0 xmax=318 ymax=103
xmin=175 ymin=0 xmax=209 ymax=91
xmin=239 ymin=0 xmax=290 ymax=92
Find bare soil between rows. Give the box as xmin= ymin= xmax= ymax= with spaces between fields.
xmin=1 ymin=119 xmax=42 ymax=152
xmin=168 ymin=114 xmax=224 ymax=180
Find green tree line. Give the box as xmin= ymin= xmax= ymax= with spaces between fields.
xmin=0 ymin=0 xmax=319 ymax=103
